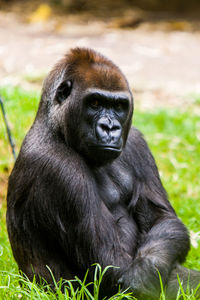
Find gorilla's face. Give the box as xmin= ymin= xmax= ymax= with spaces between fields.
xmin=45 ymin=50 xmax=133 ymax=165
xmin=78 ymin=88 xmax=132 ymax=164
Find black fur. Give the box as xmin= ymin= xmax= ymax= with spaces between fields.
xmin=6 ymin=48 xmax=200 ymax=299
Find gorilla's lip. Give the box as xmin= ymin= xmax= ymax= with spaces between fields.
xmin=88 ymin=144 xmax=122 ymax=153
xmin=97 ymin=145 xmax=122 ymax=152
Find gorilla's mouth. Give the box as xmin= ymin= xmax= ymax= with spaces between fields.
xmin=97 ymin=145 xmax=122 ymax=153
xmin=87 ymin=142 xmax=122 ymax=152
xmin=85 ymin=144 xmax=122 ymax=164
xmin=89 ymin=144 xmax=122 ymax=163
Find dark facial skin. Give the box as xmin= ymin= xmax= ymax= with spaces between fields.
xmin=79 ymin=89 xmax=131 ymax=164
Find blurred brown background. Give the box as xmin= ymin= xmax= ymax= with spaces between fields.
xmin=0 ymin=0 xmax=200 ymax=109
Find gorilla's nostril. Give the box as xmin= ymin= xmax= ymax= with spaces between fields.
xmin=112 ymin=125 xmax=120 ymax=131
xmin=100 ymin=123 xmax=110 ymax=132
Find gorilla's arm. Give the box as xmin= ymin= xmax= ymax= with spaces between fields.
xmin=120 ymin=128 xmax=200 ymax=299
xmin=126 ymin=202 xmax=190 ymax=298
xmin=8 ymin=138 xmax=134 ymax=285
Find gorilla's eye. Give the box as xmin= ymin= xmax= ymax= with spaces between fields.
xmin=90 ymin=99 xmax=99 ymax=109
xmin=115 ymin=102 xmax=123 ymax=111
xmin=56 ymin=80 xmax=72 ymax=104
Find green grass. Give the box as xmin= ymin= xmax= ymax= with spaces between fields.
xmin=0 ymin=85 xmax=40 ymax=172
xmin=0 ymin=85 xmax=200 ymax=298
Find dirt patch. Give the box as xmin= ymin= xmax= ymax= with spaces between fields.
xmin=0 ymin=6 xmax=200 ymax=201
xmin=0 ymin=7 xmax=200 ymax=109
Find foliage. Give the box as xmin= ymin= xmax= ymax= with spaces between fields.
xmin=0 ymin=85 xmax=200 ymax=298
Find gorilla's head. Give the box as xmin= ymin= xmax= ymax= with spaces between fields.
xmin=37 ymin=48 xmax=133 ymax=165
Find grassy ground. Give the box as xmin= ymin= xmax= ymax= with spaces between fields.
xmin=0 ymin=85 xmax=200 ymax=299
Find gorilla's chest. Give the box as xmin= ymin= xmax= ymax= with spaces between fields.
xmin=95 ymin=166 xmax=133 ymax=209
xmin=94 ymin=166 xmax=138 ymax=256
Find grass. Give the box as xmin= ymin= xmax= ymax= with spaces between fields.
xmin=0 ymin=85 xmax=200 ymax=298
xmin=0 ymin=86 xmax=40 ymax=173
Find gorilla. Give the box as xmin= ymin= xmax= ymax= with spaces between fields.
xmin=7 ymin=48 xmax=200 ymax=299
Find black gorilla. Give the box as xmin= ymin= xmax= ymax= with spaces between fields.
xmin=7 ymin=48 xmax=200 ymax=299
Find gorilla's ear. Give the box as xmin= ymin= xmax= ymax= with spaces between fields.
xmin=56 ymin=80 xmax=72 ymax=103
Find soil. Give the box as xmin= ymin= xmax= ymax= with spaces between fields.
xmin=0 ymin=7 xmax=200 ymax=202
xmin=0 ymin=8 xmax=200 ymax=109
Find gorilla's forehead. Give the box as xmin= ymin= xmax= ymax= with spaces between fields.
xmin=75 ymin=62 xmax=128 ymax=91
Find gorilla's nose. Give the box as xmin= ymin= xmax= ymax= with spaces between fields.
xmin=96 ymin=117 xmax=122 ymax=143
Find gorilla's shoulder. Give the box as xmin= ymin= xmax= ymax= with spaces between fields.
xmin=126 ymin=126 xmax=146 ymax=150
xmin=129 ymin=126 xmax=143 ymax=139
xmin=120 ymin=126 xmax=153 ymax=168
